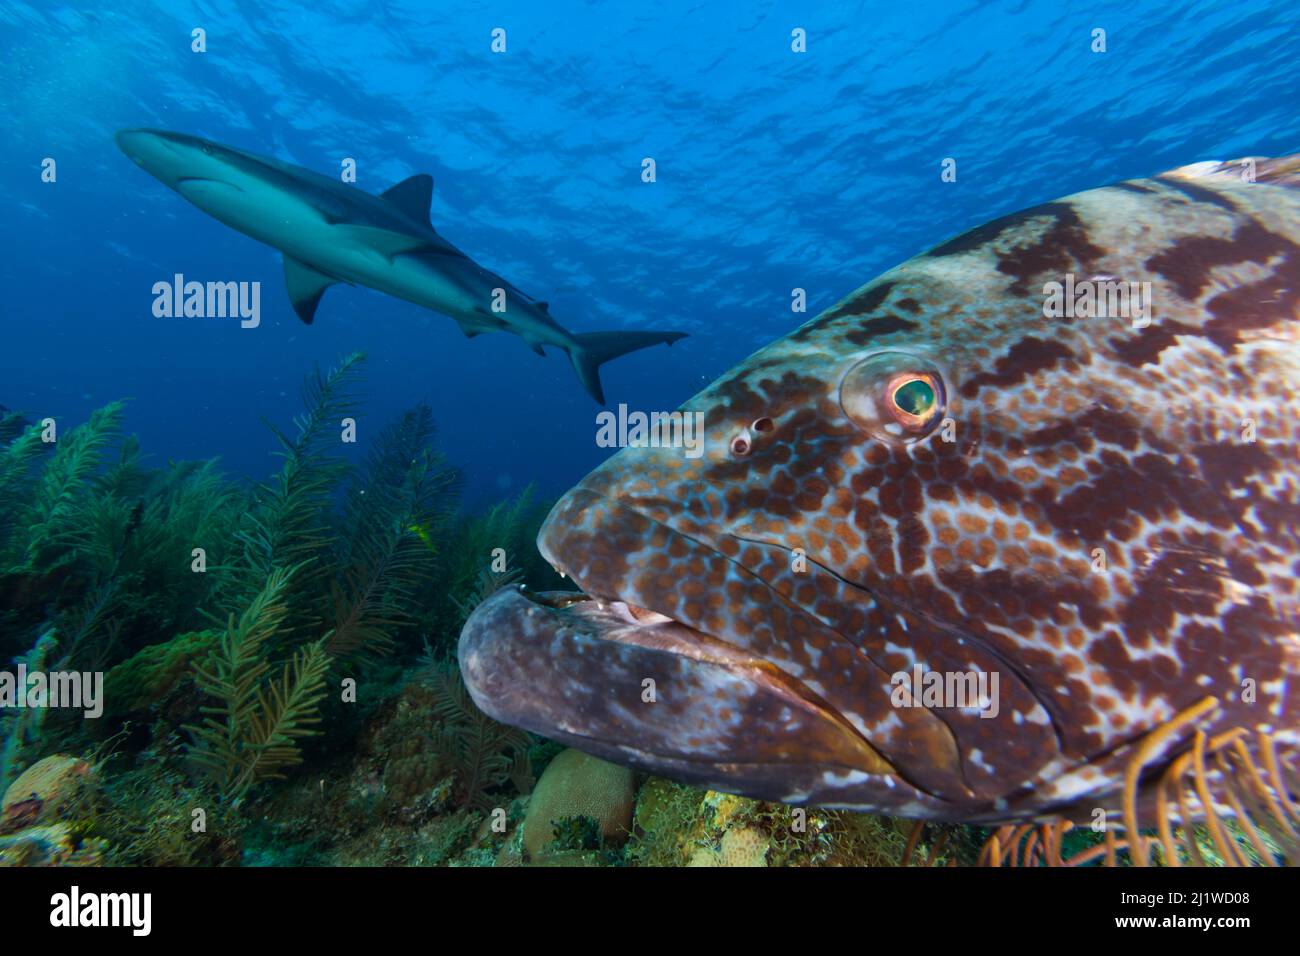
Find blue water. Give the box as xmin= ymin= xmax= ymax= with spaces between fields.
xmin=2 ymin=0 xmax=1298 ymax=506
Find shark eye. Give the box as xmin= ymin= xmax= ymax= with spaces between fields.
xmin=201 ymin=144 xmax=214 ymax=155
xmin=840 ymin=351 xmax=947 ymax=444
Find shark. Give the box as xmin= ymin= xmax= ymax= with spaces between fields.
xmin=460 ymin=155 xmax=1300 ymax=846
xmin=114 ymin=128 xmax=685 ymax=402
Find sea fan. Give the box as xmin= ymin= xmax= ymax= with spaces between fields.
xmin=0 ymin=408 xmax=30 ymax=445
xmin=435 ymin=485 xmax=562 ymax=640
xmin=184 ymin=566 xmax=332 ymax=801
xmin=0 ymin=628 xmax=58 ymax=794
xmin=906 ymin=697 xmax=1300 ymax=868
xmin=451 ymin=565 xmax=524 ymax=624
xmin=0 ymin=421 xmax=52 ymax=554
xmin=326 ymin=403 xmax=461 ymax=659
xmin=51 ymin=454 xmax=242 ymax=664
xmin=8 ymin=401 xmax=123 ymax=574
xmin=235 ymin=352 xmax=365 ymax=630
xmin=419 ymin=653 xmax=532 ymax=812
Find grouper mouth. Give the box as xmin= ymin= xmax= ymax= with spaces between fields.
xmin=458 ymin=486 xmax=912 ymax=807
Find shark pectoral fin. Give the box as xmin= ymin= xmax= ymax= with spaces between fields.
xmin=519 ymin=330 xmax=548 ymax=357
xmin=332 ymin=224 xmax=436 ymax=261
xmin=283 ymin=257 xmax=337 ymax=325
xmin=381 ymin=174 xmax=434 ymax=223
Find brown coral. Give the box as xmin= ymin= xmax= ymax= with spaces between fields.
xmin=522 ymin=748 xmax=635 ymax=860
xmin=1 ymin=755 xmax=95 ymax=835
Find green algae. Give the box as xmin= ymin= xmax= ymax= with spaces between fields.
xmin=102 ymin=630 xmax=220 ymax=718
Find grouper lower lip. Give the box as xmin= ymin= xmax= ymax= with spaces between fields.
xmin=458 ymin=583 xmax=905 ymax=806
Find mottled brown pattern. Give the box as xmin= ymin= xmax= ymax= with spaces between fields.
xmin=1144 ymin=222 xmax=1289 ymax=300
xmin=791 ymin=280 xmax=900 ymax=341
xmin=1107 ymin=318 xmax=1199 ymax=367
xmin=461 ymin=154 xmax=1300 ymax=824
xmin=1204 ymin=239 xmax=1300 ymax=348
xmin=990 ymin=202 xmax=1107 ymax=295
xmin=1111 ymin=181 xmax=1156 ymax=195
xmin=844 ymin=314 xmax=919 ymax=346
xmin=1157 ymin=174 xmax=1241 ymax=211
xmin=926 ymin=205 xmax=1049 ymax=257
xmin=929 ymin=201 xmax=1107 ymax=298
xmin=958 ymin=337 xmax=1077 ymax=399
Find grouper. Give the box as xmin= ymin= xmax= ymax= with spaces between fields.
xmin=460 ymin=156 xmax=1300 ymax=839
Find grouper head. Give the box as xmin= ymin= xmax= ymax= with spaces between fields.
xmin=460 ymin=158 xmax=1300 ymax=822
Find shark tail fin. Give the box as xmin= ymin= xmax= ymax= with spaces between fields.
xmin=565 ymin=330 xmax=688 ymax=404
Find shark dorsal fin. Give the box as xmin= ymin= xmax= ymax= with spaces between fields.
xmin=283 ymin=256 xmax=337 ymax=324
xmin=381 ymin=174 xmax=434 ymax=222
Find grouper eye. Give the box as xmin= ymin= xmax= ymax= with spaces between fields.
xmin=840 ymin=350 xmax=947 ymax=443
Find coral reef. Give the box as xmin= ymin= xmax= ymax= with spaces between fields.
xmin=326 ymin=404 xmax=460 ymax=659
xmin=1 ymin=754 xmax=96 ymax=834
xmin=626 ymin=778 xmax=967 ymax=867
xmin=0 ymin=753 xmax=107 ymax=866
xmin=184 ymin=567 xmax=331 ymax=801
xmin=0 ymin=354 xmax=562 ymax=866
xmin=0 ymin=628 xmax=58 ymax=792
xmin=687 ymin=827 xmax=770 ymax=867
xmin=0 ymin=823 xmax=108 ymax=866
xmin=102 ymin=629 xmax=219 ymax=719
xmin=95 ymin=764 xmax=244 ymax=866
xmin=521 ymin=748 xmax=636 ymax=861
xmin=417 ymin=655 xmax=533 ymax=813
xmin=230 ymin=671 xmax=532 ymax=867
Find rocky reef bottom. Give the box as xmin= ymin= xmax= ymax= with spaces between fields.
xmin=1 ymin=676 xmax=986 ymax=868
